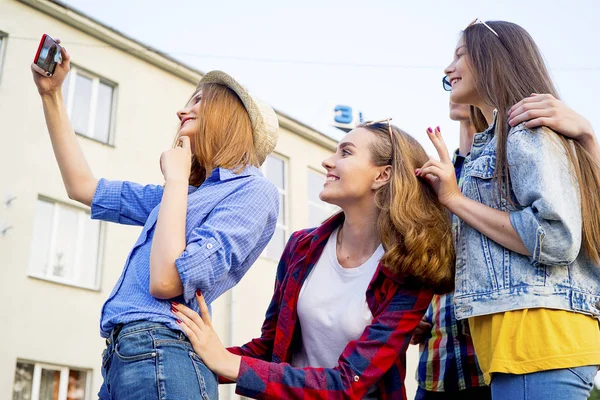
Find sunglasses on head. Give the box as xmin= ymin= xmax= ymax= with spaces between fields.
xmin=467 ymin=18 xmax=499 ymax=37
xmin=364 ymin=118 xmax=394 ymax=163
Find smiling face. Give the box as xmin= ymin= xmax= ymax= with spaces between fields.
xmin=444 ymin=37 xmax=482 ymax=107
xmin=176 ymin=90 xmax=202 ymax=148
xmin=319 ymin=127 xmax=391 ymax=209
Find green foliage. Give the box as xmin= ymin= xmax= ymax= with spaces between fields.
xmin=589 ymin=385 xmax=600 ymax=400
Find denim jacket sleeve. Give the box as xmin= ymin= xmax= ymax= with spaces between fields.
xmin=507 ymin=125 xmax=582 ymax=266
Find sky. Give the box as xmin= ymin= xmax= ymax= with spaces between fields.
xmin=57 ymin=0 xmax=600 ymax=155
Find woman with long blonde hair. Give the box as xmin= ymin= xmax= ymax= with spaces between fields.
xmin=32 ymin=43 xmax=279 ymax=400
xmin=172 ymin=120 xmax=455 ymax=399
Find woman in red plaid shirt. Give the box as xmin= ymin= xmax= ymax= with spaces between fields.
xmin=172 ymin=121 xmax=456 ymax=399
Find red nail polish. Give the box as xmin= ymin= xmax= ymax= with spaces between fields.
xmin=171 ymin=307 xmax=178 ymax=313
xmin=176 ymin=319 xmax=182 ymax=324
xmin=196 ymin=289 xmax=202 ymax=297
xmin=427 ymin=127 xmax=433 ymax=134
xmin=170 ymin=301 xmax=179 ymax=306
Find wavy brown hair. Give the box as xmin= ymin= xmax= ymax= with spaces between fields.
xmin=177 ymin=82 xmax=258 ymax=186
xmin=464 ymin=20 xmax=600 ymax=264
xmin=359 ymin=122 xmax=455 ymax=294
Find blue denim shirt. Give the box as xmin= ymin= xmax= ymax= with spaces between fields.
xmin=453 ymin=117 xmax=600 ymax=321
xmin=91 ymin=166 xmax=279 ymax=338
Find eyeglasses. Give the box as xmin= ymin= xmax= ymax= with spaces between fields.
xmin=467 ymin=18 xmax=499 ymax=37
xmin=442 ymin=76 xmax=452 ymax=92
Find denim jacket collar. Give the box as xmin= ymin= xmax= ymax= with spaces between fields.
xmin=470 ymin=109 xmax=498 ymax=160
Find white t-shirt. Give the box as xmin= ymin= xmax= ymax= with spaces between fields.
xmin=292 ymin=227 xmax=384 ymax=369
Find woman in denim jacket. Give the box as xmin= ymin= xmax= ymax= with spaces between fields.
xmin=417 ymin=20 xmax=600 ymax=399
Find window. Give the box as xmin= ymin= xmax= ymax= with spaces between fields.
xmin=262 ymin=154 xmax=288 ymax=260
xmin=307 ymin=169 xmax=337 ymax=227
xmin=12 ymin=361 xmax=90 ymax=400
xmin=28 ymin=197 xmax=103 ymax=290
xmin=62 ymin=66 xmax=116 ymax=144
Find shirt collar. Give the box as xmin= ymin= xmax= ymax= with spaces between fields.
xmin=300 ymin=212 xmax=406 ymax=284
xmin=469 ymin=109 xmax=498 ymax=161
xmin=473 ymin=109 xmax=498 ymax=144
xmin=302 ymin=212 xmax=345 ymax=243
xmin=206 ymin=165 xmax=263 ymax=183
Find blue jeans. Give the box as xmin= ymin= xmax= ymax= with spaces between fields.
xmin=490 ymin=366 xmax=598 ymax=400
xmin=98 ymin=321 xmax=218 ymax=400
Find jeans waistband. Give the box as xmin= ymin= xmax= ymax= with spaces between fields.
xmin=105 ymin=321 xmax=188 ymax=346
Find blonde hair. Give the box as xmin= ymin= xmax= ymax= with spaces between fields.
xmin=360 ymin=122 xmax=456 ymax=293
xmin=179 ymin=83 xmax=258 ymax=186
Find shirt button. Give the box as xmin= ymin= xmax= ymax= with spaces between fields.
xmin=353 ymin=375 xmax=359 ymax=382
xmin=206 ymin=243 xmax=213 ymax=249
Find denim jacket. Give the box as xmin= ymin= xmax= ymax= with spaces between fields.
xmin=453 ymin=115 xmax=600 ymax=321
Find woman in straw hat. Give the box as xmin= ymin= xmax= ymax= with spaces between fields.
xmin=32 ymin=43 xmax=279 ymax=400
xmin=172 ymin=119 xmax=456 ymax=399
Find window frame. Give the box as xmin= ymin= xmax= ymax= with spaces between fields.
xmin=13 ymin=360 xmax=92 ymax=400
xmin=63 ymin=64 xmax=118 ymax=146
xmin=0 ymin=31 xmax=8 ymax=87
xmin=260 ymin=153 xmax=290 ymax=261
xmin=27 ymin=196 xmax=105 ymax=291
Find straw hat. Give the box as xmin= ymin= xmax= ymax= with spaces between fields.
xmin=198 ymin=70 xmax=279 ymax=166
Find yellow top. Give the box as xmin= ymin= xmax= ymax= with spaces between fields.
xmin=468 ymin=308 xmax=600 ymax=384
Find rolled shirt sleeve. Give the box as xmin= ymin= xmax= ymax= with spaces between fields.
xmin=507 ymin=126 xmax=582 ymax=266
xmin=91 ymin=178 xmax=164 ymax=226
xmin=175 ymin=179 xmax=279 ymax=303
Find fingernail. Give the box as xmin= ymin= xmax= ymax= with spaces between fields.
xmin=427 ymin=127 xmax=433 ymax=134
xmin=170 ymin=301 xmax=179 ymax=306
xmin=176 ymin=319 xmax=182 ymax=324
xmin=436 ymin=126 xmax=440 ymax=132
xmin=415 ymin=169 xmax=420 ymax=175
xmin=196 ymin=289 xmax=202 ymax=297
xmin=171 ymin=307 xmax=178 ymax=313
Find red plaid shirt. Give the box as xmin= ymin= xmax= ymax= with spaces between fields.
xmin=226 ymin=213 xmax=434 ymax=399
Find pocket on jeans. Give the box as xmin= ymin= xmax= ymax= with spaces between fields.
xmin=114 ymin=331 xmax=157 ymax=362
xmin=567 ymin=366 xmax=598 ymax=387
xmin=189 ymin=351 xmax=217 ymax=400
